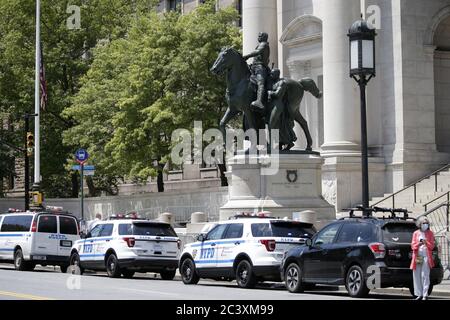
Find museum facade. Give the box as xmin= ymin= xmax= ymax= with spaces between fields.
xmin=161 ymin=0 xmax=450 ymax=211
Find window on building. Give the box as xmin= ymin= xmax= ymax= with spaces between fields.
xmin=236 ymin=0 xmax=242 ymax=27
xmin=8 ymin=172 xmax=14 ymax=190
xmin=169 ymin=0 xmax=182 ymax=11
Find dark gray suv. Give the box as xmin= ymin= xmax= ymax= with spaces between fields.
xmin=280 ymin=208 xmax=444 ymax=298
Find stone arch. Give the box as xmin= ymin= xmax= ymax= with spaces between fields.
xmin=430 ymin=7 xmax=450 ymax=153
xmin=279 ymin=14 xmax=323 ymax=151
xmin=279 ymin=15 xmax=322 ymax=48
xmin=424 ymin=5 xmax=450 ymax=45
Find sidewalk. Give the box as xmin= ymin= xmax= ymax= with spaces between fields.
xmin=373 ymin=279 xmax=450 ymax=298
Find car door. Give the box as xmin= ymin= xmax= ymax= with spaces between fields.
xmin=57 ymin=216 xmax=79 ymax=257
xmin=195 ymin=224 xmax=228 ymax=271
xmin=302 ymin=223 xmax=342 ymax=282
xmin=79 ymin=224 xmax=103 ymax=265
xmin=219 ymin=223 xmax=244 ymax=272
xmin=328 ymin=222 xmax=376 ymax=282
xmin=326 ymin=222 xmax=357 ymax=282
xmin=93 ymin=223 xmax=114 ymax=265
xmin=33 ymin=214 xmax=58 ymax=258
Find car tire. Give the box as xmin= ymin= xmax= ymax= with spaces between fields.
xmin=285 ymin=263 xmax=305 ymax=293
xmin=14 ymin=249 xmax=30 ymax=271
xmin=235 ymin=260 xmax=257 ymax=289
xmin=345 ymin=265 xmax=370 ymax=298
xmin=160 ymin=270 xmax=176 ymax=280
xmin=180 ymin=258 xmax=200 ymax=285
xmin=69 ymin=252 xmax=84 ymax=275
xmin=60 ymin=265 xmax=69 ymax=273
xmin=409 ymin=285 xmax=434 ymax=297
xmin=106 ymin=254 xmax=121 ymax=278
xmin=122 ymin=270 xmax=135 ymax=279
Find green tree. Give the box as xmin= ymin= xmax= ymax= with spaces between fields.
xmin=0 ymin=0 xmax=156 ymax=197
xmin=63 ymin=1 xmax=241 ymax=189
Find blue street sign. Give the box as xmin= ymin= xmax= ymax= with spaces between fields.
xmin=75 ymin=149 xmax=89 ymax=164
xmin=72 ymin=165 xmax=95 ymax=171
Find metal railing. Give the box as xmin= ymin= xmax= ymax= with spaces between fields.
xmin=424 ymin=191 xmax=450 ymax=212
xmin=419 ymin=202 xmax=450 ymax=278
xmin=371 ymin=163 xmax=450 ymax=208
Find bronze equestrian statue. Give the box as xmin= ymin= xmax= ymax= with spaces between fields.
xmin=210 ymin=34 xmax=322 ymax=152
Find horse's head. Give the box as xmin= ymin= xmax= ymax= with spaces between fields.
xmin=210 ymin=46 xmax=239 ymax=76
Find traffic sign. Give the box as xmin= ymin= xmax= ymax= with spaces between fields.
xmin=72 ymin=165 xmax=95 ymax=171
xmin=75 ymin=149 xmax=89 ymax=164
xmin=84 ymin=170 xmax=95 ymax=176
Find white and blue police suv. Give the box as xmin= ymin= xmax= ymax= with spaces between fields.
xmin=179 ymin=213 xmax=316 ymax=288
xmin=69 ymin=215 xmax=181 ymax=279
xmin=0 ymin=207 xmax=80 ymax=272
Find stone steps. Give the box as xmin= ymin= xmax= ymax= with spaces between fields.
xmin=369 ymin=167 xmax=450 ymax=213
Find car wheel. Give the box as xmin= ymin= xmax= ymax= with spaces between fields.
xmin=14 ymin=249 xmax=30 ymax=271
xmin=69 ymin=252 xmax=84 ymax=275
xmin=160 ymin=270 xmax=176 ymax=280
xmin=409 ymin=285 xmax=434 ymax=297
xmin=180 ymin=258 xmax=200 ymax=285
xmin=235 ymin=260 xmax=257 ymax=289
xmin=285 ymin=263 xmax=305 ymax=293
xmin=122 ymin=270 xmax=135 ymax=279
xmin=60 ymin=265 xmax=69 ymax=273
xmin=106 ymin=254 xmax=121 ymax=278
xmin=345 ymin=265 xmax=369 ymax=298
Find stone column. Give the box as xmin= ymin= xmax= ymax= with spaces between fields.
xmin=321 ymin=0 xmax=361 ymax=156
xmin=242 ymin=0 xmax=278 ymax=67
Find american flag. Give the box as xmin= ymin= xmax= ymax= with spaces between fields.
xmin=39 ymin=44 xmax=48 ymax=110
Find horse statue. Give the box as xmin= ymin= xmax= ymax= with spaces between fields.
xmin=210 ymin=46 xmax=322 ymax=151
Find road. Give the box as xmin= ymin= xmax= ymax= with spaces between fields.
xmin=0 ymin=263 xmax=438 ymax=300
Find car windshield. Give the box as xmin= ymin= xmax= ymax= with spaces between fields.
xmin=119 ymin=222 xmax=177 ymax=237
xmin=251 ymin=221 xmax=316 ymax=238
xmin=382 ymin=223 xmax=417 ymax=243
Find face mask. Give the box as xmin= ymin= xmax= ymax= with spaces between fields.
xmin=421 ymin=224 xmax=429 ymax=232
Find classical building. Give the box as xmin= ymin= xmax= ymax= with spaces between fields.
xmin=236 ymin=0 xmax=450 ymax=212
xmin=158 ymin=0 xmax=450 ymax=212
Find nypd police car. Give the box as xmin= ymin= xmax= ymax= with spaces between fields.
xmin=68 ymin=215 xmax=181 ymax=279
xmin=179 ymin=214 xmax=316 ymax=288
xmin=0 ymin=207 xmax=80 ymax=272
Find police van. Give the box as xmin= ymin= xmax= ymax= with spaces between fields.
xmin=0 ymin=207 xmax=80 ymax=272
xmin=69 ymin=214 xmax=181 ymax=279
xmin=179 ymin=213 xmax=316 ymax=288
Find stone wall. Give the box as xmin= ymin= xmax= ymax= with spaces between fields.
xmin=0 ymin=187 xmax=229 ymax=222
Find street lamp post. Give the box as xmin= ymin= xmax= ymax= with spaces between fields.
xmin=348 ymin=17 xmax=377 ymax=217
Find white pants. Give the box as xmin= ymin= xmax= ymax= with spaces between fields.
xmin=413 ymin=257 xmax=430 ymax=297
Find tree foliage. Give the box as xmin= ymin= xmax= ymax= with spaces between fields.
xmin=63 ymin=1 xmax=241 ymax=182
xmin=0 ymin=0 xmax=159 ymax=196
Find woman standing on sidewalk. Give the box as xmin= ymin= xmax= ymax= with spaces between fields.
xmin=410 ymin=217 xmax=435 ymax=300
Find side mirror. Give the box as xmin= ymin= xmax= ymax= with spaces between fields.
xmin=305 ymin=238 xmax=312 ymax=247
xmin=196 ymin=234 xmax=206 ymax=242
xmin=84 ymin=232 xmax=92 ymax=239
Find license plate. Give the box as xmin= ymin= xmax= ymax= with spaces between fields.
xmin=153 ymin=244 xmax=163 ymax=252
xmin=60 ymin=240 xmax=72 ymax=247
xmin=33 ymin=255 xmax=46 ymax=260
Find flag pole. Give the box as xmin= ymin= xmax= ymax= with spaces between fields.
xmin=34 ymin=0 xmax=41 ymax=188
